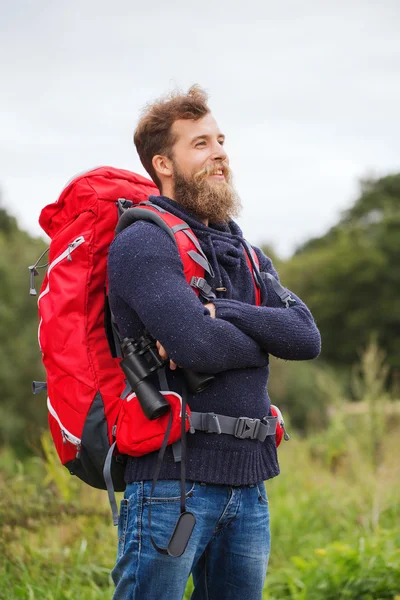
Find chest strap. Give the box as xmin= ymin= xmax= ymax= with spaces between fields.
xmin=189 ymin=412 xmax=277 ymax=442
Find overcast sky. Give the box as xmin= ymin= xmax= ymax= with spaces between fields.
xmin=1 ymin=0 xmax=399 ymax=257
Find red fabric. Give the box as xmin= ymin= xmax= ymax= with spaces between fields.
xmin=117 ymin=391 xmax=190 ymax=456
xmin=38 ymin=165 xmax=274 ymax=470
xmin=38 ymin=167 xmax=192 ymax=464
xmin=270 ymin=405 xmax=285 ymax=447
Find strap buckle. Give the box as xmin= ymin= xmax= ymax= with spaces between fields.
xmin=190 ymin=276 xmax=216 ymax=301
xmin=234 ymin=417 xmax=261 ymax=440
xmin=191 ymin=276 xmax=210 ymax=293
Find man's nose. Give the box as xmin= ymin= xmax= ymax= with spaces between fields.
xmin=210 ymin=140 xmax=228 ymax=162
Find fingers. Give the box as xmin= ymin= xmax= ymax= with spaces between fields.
xmin=156 ymin=341 xmax=179 ymax=370
xmin=204 ymin=302 xmax=216 ymax=318
xmin=156 ymin=340 xmax=168 ymax=359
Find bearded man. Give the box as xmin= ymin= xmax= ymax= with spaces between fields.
xmin=108 ymin=86 xmax=321 ymax=600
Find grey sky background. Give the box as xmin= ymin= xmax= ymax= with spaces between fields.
xmin=1 ymin=0 xmax=399 ymax=257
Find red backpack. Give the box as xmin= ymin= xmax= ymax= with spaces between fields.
xmin=31 ymin=166 xmax=287 ymax=513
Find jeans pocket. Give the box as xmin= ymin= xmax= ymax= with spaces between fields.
xmin=142 ymin=480 xmax=196 ymax=504
xmin=257 ymin=482 xmax=269 ymax=506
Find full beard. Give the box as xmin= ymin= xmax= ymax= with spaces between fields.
xmin=172 ymin=161 xmax=242 ymax=224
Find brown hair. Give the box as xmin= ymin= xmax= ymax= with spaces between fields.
xmin=134 ymin=85 xmax=210 ymax=189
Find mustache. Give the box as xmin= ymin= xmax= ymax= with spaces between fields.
xmin=193 ymin=161 xmax=231 ymax=182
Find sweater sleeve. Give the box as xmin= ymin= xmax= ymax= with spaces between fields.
xmin=108 ymin=222 xmax=269 ymax=374
xmin=213 ymin=246 xmax=321 ymax=361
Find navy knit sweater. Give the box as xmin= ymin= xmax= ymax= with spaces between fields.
xmin=108 ymin=195 xmax=321 ymax=485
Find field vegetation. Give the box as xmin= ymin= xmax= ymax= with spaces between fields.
xmin=1 ymin=342 xmax=399 ymax=599
xmin=0 ymin=173 xmax=399 ymax=598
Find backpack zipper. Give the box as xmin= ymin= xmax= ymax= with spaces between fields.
xmin=47 ymin=396 xmax=82 ymax=454
xmin=38 ymin=236 xmax=85 ymax=302
xmin=37 ymin=236 xmax=85 ymax=351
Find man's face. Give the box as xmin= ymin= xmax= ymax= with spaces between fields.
xmin=168 ymin=113 xmax=241 ymax=223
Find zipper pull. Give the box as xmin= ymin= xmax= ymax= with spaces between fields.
xmin=61 ymin=429 xmax=67 ymax=444
xmin=76 ymin=444 xmax=81 ymax=459
xmin=28 ymin=247 xmax=50 ymax=296
xmin=29 ymin=266 xmax=39 ymax=296
xmin=67 ymin=237 xmax=84 ymax=261
xmin=281 ymin=421 xmax=290 ymax=441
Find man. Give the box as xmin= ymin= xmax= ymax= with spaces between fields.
xmin=108 ymin=85 xmax=321 ymax=599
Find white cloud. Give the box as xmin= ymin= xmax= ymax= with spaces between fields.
xmin=1 ymin=0 xmax=399 ymax=256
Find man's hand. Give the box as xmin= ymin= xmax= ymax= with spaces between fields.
xmin=155 ymin=303 xmax=215 ymax=370
xmin=156 ymin=340 xmax=179 ymax=371
xmin=204 ymin=302 xmax=216 ymax=318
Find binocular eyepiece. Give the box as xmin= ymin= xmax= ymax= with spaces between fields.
xmin=120 ymin=335 xmax=214 ymax=421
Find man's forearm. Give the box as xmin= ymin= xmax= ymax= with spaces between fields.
xmin=108 ymin=222 xmax=269 ymax=374
xmin=214 ymin=296 xmax=321 ymax=360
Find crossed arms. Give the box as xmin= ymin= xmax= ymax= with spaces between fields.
xmin=108 ymin=222 xmax=321 ymax=374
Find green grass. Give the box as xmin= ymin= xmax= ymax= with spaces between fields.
xmin=0 ymin=425 xmax=399 ymax=600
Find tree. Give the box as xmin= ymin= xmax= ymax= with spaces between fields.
xmin=0 ymin=199 xmax=48 ymax=455
xmin=278 ymin=174 xmax=400 ymax=375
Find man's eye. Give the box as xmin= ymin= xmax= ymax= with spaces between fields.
xmin=196 ymin=141 xmax=206 ymax=147
xmin=219 ymin=139 xmax=225 ymax=146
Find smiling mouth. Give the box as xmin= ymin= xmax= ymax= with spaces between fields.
xmin=209 ymin=169 xmax=225 ymax=179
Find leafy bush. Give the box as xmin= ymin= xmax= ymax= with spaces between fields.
xmin=265 ymin=535 xmax=400 ymax=600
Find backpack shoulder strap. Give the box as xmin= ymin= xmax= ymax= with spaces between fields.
xmin=242 ymin=239 xmax=262 ymax=306
xmin=115 ymin=202 xmax=215 ymax=302
xmin=242 ymin=240 xmax=296 ymax=308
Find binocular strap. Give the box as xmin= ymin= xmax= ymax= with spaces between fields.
xmin=148 ymin=380 xmax=196 ymax=558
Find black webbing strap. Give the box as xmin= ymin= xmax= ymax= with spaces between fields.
xmin=190 ymin=411 xmax=277 ymax=442
xmin=104 ymin=294 xmax=123 ymax=359
xmin=110 ymin=316 xmax=123 ymax=358
xmin=157 ymin=367 xmax=181 ymax=463
xmin=157 ymin=365 xmax=169 ymax=391
xmin=148 ymin=411 xmax=173 ymax=554
xmin=179 ymin=383 xmax=188 ymax=514
xmin=148 ymin=382 xmax=192 ymax=556
xmin=103 ymin=441 xmax=119 ymax=525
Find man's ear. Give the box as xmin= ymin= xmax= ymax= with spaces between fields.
xmin=152 ymin=154 xmax=173 ymax=182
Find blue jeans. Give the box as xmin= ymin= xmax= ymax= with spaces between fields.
xmin=111 ymin=480 xmax=271 ymax=600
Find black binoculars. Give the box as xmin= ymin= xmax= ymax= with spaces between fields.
xmin=120 ymin=335 xmax=214 ymax=421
